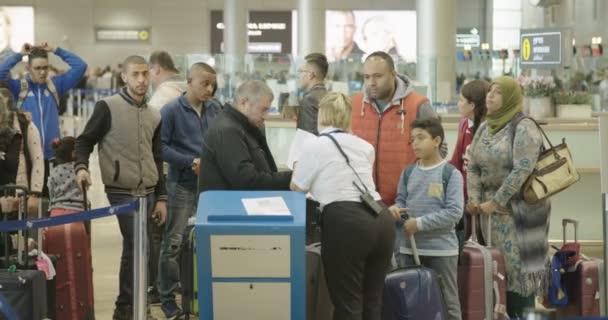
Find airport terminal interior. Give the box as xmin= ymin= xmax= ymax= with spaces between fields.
xmin=1 ymin=0 xmax=608 ymax=319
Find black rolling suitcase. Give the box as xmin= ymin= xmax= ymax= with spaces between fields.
xmin=0 ymin=269 xmax=48 ymax=320
xmin=306 ymin=243 xmax=333 ymax=320
xmin=0 ymin=184 xmax=51 ymax=320
xmin=181 ymin=223 xmax=198 ymax=319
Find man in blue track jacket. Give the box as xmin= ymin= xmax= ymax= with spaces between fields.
xmin=0 ymin=42 xmax=86 ymax=194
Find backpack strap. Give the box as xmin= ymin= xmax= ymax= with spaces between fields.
xmin=509 ymin=112 xmax=527 ymax=148
xmin=16 ymin=112 xmax=32 ymax=186
xmin=402 ymin=165 xmax=416 ymax=191
xmin=442 ymin=163 xmax=456 ymax=199
xmin=46 ymin=79 xmax=60 ymax=107
xmin=17 ymin=78 xmax=60 ymax=109
xmin=17 ymin=79 xmax=29 ymax=109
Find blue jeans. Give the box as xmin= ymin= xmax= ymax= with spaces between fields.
xmin=159 ymin=181 xmax=197 ymax=304
xmin=107 ymin=192 xmax=156 ymax=307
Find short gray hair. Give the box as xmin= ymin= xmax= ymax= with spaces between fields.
xmin=234 ymin=80 xmax=274 ymax=105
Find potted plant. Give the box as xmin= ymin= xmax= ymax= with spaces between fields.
xmin=520 ymin=76 xmax=557 ymax=120
xmin=553 ymin=91 xmax=593 ymax=118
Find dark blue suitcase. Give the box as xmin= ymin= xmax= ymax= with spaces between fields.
xmin=383 ymin=234 xmax=447 ymax=320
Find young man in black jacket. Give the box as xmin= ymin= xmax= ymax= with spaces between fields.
xmin=74 ymin=55 xmax=167 ymax=320
xmin=296 ymin=53 xmax=328 ymax=135
xmin=198 ymin=80 xmax=291 ymax=191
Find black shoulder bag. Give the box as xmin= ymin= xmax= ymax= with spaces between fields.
xmin=320 ymin=132 xmax=388 ymax=216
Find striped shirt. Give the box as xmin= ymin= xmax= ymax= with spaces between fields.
xmin=394 ymin=160 xmax=464 ymax=256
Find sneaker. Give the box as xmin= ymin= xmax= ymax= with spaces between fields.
xmin=112 ymin=304 xmax=133 ymax=320
xmin=148 ymin=287 xmax=161 ymax=305
xmin=161 ymin=301 xmax=183 ymax=319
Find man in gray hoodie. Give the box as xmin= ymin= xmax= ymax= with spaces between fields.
xmin=148 ymin=51 xmax=188 ymax=111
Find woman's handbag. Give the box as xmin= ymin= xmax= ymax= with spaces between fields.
xmin=516 ymin=115 xmax=579 ymax=203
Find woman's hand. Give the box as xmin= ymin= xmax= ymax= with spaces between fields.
xmin=479 ymin=200 xmax=499 ymax=215
xmin=388 ymin=206 xmax=408 ymax=221
xmin=466 ymin=201 xmax=481 ymax=215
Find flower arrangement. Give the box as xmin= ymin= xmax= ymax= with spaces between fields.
xmin=553 ymin=91 xmax=592 ymax=105
xmin=519 ymin=76 xmax=557 ymax=98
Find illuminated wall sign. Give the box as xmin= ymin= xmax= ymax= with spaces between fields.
xmin=520 ymin=28 xmax=562 ymax=68
xmin=211 ymin=11 xmax=292 ymax=54
xmin=95 ymin=28 xmax=151 ymax=42
xmin=0 ymin=6 xmax=35 ymax=62
xmin=456 ymin=34 xmax=480 ymax=48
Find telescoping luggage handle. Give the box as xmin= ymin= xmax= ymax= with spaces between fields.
xmin=468 ymin=213 xmax=510 ymax=320
xmin=470 ymin=213 xmax=492 ymax=247
xmin=562 ymin=218 xmax=578 ymax=244
xmin=0 ymin=184 xmax=44 ymax=267
xmin=400 ymin=213 xmax=422 ymax=266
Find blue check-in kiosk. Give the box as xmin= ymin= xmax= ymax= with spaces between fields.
xmin=196 ymin=191 xmax=306 ymax=320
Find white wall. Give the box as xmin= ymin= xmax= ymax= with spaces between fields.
xmin=3 ymin=0 xmax=486 ymax=68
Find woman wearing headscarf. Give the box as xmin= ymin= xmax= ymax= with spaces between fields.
xmin=467 ymin=76 xmax=551 ymax=317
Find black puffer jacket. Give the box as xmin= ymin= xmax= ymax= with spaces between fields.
xmin=198 ymin=106 xmax=292 ymax=192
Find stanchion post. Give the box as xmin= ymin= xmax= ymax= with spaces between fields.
xmin=133 ymin=195 xmax=148 ymax=319
xmin=599 ymin=112 xmax=608 ymax=316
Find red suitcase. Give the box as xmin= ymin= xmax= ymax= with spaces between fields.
xmin=43 ymin=207 xmax=95 ymax=320
xmin=458 ymin=214 xmax=508 ymax=320
xmin=551 ymin=218 xmax=603 ymax=317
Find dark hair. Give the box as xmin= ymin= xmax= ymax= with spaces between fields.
xmin=365 ymin=51 xmax=395 ymax=72
xmin=52 ymin=136 xmax=76 ymax=164
xmin=188 ymin=62 xmax=216 ymax=80
xmin=28 ymin=48 xmax=48 ymax=65
xmin=411 ymin=118 xmax=444 ymax=145
xmin=304 ymin=53 xmax=329 ymax=79
xmin=149 ymin=51 xmax=178 ymax=73
xmin=0 ymin=81 xmax=14 ymax=110
xmin=461 ymin=80 xmax=490 ymax=134
xmin=121 ymin=55 xmax=147 ymax=73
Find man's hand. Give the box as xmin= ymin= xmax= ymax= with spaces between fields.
xmin=192 ymin=158 xmax=200 ymax=175
xmin=479 ymin=200 xmax=499 ymax=216
xmin=27 ymin=196 xmax=40 ymax=218
xmin=20 ymin=43 xmax=33 ymax=56
xmin=75 ymin=170 xmax=92 ymax=191
xmin=37 ymin=42 xmax=56 ymax=52
xmin=388 ymin=206 xmax=408 ymax=221
xmin=404 ymin=218 xmax=418 ymax=235
xmin=152 ymin=201 xmax=167 ymax=226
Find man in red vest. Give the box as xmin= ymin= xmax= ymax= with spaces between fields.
xmin=351 ymin=51 xmax=446 ymax=205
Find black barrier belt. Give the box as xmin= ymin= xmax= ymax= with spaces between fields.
xmin=0 ymin=201 xmax=139 ymax=232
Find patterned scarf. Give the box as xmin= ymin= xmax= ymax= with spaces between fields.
xmin=487 ymin=76 xmax=523 ymax=134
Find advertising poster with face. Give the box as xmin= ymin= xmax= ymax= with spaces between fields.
xmin=0 ymin=6 xmax=34 ymax=62
xmin=325 ymin=10 xmax=416 ymax=63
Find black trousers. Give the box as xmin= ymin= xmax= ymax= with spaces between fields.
xmin=321 ymin=201 xmax=395 ymax=320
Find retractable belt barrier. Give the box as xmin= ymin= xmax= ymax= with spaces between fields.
xmin=0 ymin=201 xmax=138 ymax=232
